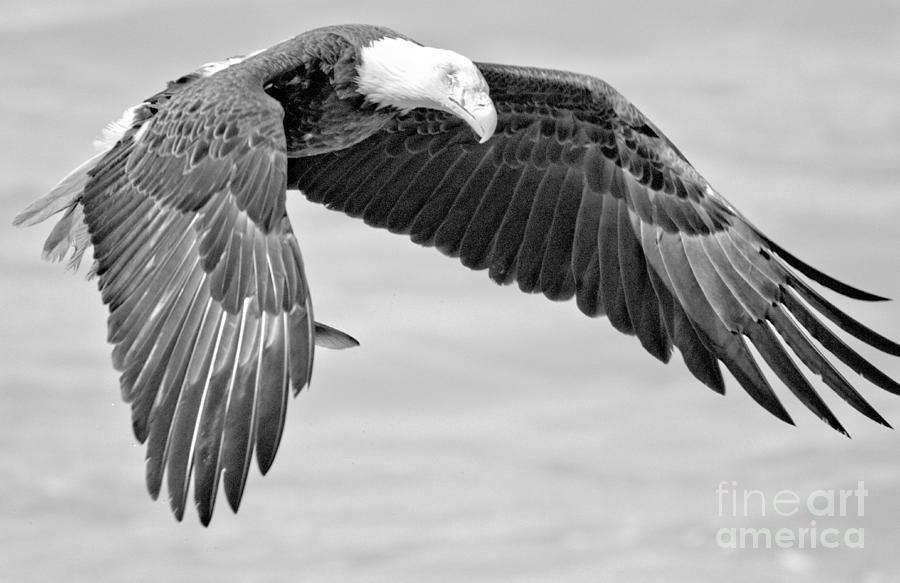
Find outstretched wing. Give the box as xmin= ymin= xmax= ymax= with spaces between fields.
xmin=290 ymin=62 xmax=900 ymax=433
xmin=82 ymin=72 xmax=314 ymax=525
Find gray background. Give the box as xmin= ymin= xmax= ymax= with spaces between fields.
xmin=2 ymin=0 xmax=899 ymax=581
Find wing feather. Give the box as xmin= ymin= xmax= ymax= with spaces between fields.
xmin=599 ymin=196 xmax=630 ymax=333
xmin=516 ymin=164 xmax=568 ymax=293
xmin=388 ymin=150 xmax=469 ymax=234
xmin=459 ymin=163 xmax=520 ymax=270
xmin=433 ymin=148 xmax=502 ymax=256
xmin=489 ymin=164 xmax=548 ymax=285
xmin=619 ymin=203 xmax=668 ymax=361
xmin=539 ymin=167 xmax=580 ymax=300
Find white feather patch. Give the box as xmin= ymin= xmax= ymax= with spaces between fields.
xmin=93 ymin=104 xmax=139 ymax=151
xmin=196 ymin=48 xmax=264 ymax=77
xmin=356 ymin=37 xmax=473 ymax=112
xmin=197 ymin=56 xmax=246 ymax=77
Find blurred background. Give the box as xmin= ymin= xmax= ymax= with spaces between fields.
xmin=2 ymin=0 xmax=899 ymax=581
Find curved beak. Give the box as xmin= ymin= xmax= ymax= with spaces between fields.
xmin=446 ymin=96 xmax=498 ymax=144
xmin=465 ymin=101 xmax=498 ymax=144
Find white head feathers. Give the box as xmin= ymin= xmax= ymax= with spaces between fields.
xmin=356 ymin=37 xmax=497 ymax=143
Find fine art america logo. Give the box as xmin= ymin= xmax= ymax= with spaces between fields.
xmin=715 ymin=481 xmax=867 ymax=550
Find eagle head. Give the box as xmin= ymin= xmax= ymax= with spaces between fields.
xmin=355 ymin=37 xmax=498 ymax=143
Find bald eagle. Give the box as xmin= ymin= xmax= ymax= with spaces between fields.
xmin=14 ymin=24 xmax=899 ymax=525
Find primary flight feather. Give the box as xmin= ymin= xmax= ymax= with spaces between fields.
xmin=14 ymin=24 xmax=900 ymax=525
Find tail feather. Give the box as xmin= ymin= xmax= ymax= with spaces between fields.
xmin=313 ymin=322 xmax=360 ymax=349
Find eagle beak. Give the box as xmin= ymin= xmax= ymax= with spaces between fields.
xmin=468 ymin=101 xmax=498 ymax=144
xmin=446 ymin=95 xmax=498 ymax=144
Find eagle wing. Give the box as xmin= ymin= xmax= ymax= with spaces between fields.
xmin=83 ymin=73 xmax=314 ymax=525
xmin=290 ymin=62 xmax=900 ymax=433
